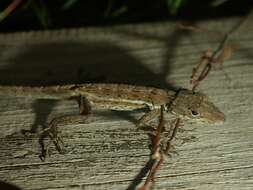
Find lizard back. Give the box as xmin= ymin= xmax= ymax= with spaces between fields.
xmin=71 ymin=84 xmax=175 ymax=111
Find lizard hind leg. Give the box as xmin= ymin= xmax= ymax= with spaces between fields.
xmin=39 ymin=96 xmax=91 ymax=161
xmin=39 ymin=114 xmax=90 ymax=161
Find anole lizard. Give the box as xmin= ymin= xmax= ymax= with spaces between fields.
xmin=0 ymin=83 xmax=225 ymax=158
xmin=0 ymin=83 xmax=225 ymax=122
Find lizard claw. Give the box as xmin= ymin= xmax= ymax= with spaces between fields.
xmin=52 ymin=133 xmax=64 ymax=153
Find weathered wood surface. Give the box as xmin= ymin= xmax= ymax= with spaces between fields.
xmin=0 ymin=17 xmax=253 ymax=190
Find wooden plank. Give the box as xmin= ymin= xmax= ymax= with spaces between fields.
xmin=0 ymin=17 xmax=253 ymax=190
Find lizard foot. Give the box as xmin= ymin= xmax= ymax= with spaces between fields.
xmin=38 ymin=114 xmax=90 ymax=161
xmin=39 ymin=121 xmax=65 ymax=161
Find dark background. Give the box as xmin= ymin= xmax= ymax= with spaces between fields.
xmin=0 ymin=0 xmax=252 ymax=32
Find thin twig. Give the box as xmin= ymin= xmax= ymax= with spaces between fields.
xmin=0 ymin=0 xmax=23 ymax=22
xmin=138 ymin=107 xmax=165 ymax=190
xmin=138 ymin=116 xmax=182 ymax=190
xmin=190 ymin=15 xmax=249 ymax=91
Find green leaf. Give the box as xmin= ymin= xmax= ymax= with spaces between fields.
xmin=211 ymin=0 xmax=231 ymax=7
xmin=30 ymin=0 xmax=50 ymax=28
xmin=166 ymin=0 xmax=187 ymax=15
xmin=111 ymin=6 xmax=128 ymax=17
xmin=61 ymin=0 xmax=79 ymax=10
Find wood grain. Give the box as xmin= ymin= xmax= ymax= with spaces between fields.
xmin=0 ymin=17 xmax=253 ymax=190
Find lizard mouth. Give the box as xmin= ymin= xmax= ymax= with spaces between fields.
xmin=204 ymin=109 xmax=225 ymax=124
xmin=199 ymin=99 xmax=226 ymax=124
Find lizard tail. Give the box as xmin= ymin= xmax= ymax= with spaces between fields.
xmin=0 ymin=85 xmax=73 ymax=99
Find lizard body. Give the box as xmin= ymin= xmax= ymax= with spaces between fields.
xmin=0 ymin=83 xmax=225 ymax=123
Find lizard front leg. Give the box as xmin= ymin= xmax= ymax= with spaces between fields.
xmin=136 ymin=109 xmax=161 ymax=129
xmin=39 ymin=96 xmax=91 ymax=160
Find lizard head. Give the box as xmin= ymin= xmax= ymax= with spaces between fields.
xmin=167 ymin=89 xmax=225 ymax=124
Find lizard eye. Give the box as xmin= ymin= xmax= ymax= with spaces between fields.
xmin=190 ymin=110 xmax=200 ymax=117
